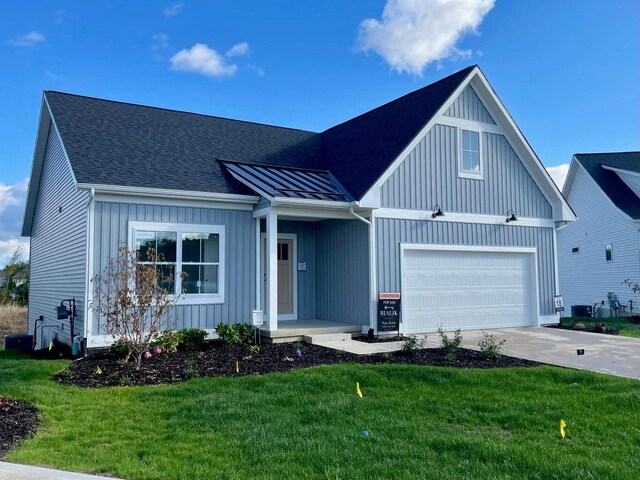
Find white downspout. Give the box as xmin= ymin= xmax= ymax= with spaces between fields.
xmin=349 ymin=204 xmax=377 ymax=333
xmin=83 ymin=188 xmax=95 ymax=351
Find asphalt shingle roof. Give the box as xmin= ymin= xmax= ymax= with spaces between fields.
xmin=44 ymin=66 xmax=475 ymax=200
xmin=574 ymin=152 xmax=640 ymax=219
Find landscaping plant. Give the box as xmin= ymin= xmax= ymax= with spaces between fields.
xmin=215 ymin=322 xmax=254 ymax=345
xmin=478 ymin=330 xmax=506 ymax=358
xmin=400 ymin=334 xmax=426 ymax=353
xmin=178 ymin=328 xmax=208 ymax=350
xmin=93 ymin=243 xmax=183 ymax=369
xmin=437 ymin=326 xmax=462 ymax=360
xmin=152 ymin=330 xmax=181 ymax=353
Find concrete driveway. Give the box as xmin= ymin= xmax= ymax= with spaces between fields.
xmin=459 ymin=327 xmax=640 ymax=380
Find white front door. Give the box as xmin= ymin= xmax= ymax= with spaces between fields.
xmin=262 ymin=234 xmax=297 ymax=321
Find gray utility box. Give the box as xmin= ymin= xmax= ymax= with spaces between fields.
xmin=4 ymin=334 xmax=33 ymax=352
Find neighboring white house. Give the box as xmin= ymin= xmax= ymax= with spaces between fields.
xmin=558 ymin=152 xmax=640 ymax=317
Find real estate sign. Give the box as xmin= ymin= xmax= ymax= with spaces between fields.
xmin=378 ymin=293 xmax=401 ymax=333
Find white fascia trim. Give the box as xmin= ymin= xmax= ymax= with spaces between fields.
xmin=253 ymin=205 xmax=370 ymax=221
xmin=359 ymin=68 xmax=478 ymax=208
xmin=272 ymin=197 xmax=353 ymax=209
xmin=468 ymin=73 xmax=575 ymax=222
xmin=78 ymin=183 xmax=259 ymax=205
xmin=44 ymin=96 xmax=80 ymax=186
xmin=601 ymin=164 xmax=640 ymax=178
xmin=94 ymin=192 xmax=255 ymax=211
xmin=375 ymin=208 xmax=554 ymax=228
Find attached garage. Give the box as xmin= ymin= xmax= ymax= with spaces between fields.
xmin=401 ymin=245 xmax=539 ymax=333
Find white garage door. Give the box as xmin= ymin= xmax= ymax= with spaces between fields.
xmin=402 ymin=247 xmax=537 ymax=333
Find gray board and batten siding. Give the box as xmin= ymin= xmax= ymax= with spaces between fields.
xmin=266 ymin=219 xmax=370 ymax=326
xmin=380 ymin=124 xmax=553 ymax=219
xmin=443 ymin=85 xmax=496 ymax=125
xmin=376 ymin=219 xmax=556 ymax=316
xmin=90 ymin=201 xmax=256 ymax=335
xmin=28 ymin=125 xmax=89 ymax=348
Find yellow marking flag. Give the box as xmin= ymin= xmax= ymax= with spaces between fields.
xmin=48 ymin=340 xmax=53 ymax=352
xmin=560 ymin=419 xmax=566 ymax=439
xmin=356 ymin=382 xmax=363 ymax=399
xmin=95 ymin=366 xmax=103 ymax=375
xmin=236 ymin=361 xmax=240 ymax=373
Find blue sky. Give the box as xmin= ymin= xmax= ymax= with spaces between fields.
xmin=0 ymin=0 xmax=638 ymax=266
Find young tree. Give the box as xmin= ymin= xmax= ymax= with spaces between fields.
xmin=1 ymin=246 xmax=29 ymax=306
xmin=93 ymin=243 xmax=182 ymax=369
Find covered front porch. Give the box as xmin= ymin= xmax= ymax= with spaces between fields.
xmin=221 ymin=158 xmax=375 ymax=340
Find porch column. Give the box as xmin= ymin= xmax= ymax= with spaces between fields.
xmin=266 ymin=212 xmax=278 ymax=331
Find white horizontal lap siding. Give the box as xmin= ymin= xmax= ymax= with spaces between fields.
xmin=401 ymin=246 xmax=536 ymax=332
xmin=377 ymin=218 xmax=556 ymax=318
xmin=28 ymin=125 xmax=88 ymax=348
xmin=558 ymin=167 xmax=640 ymax=313
xmin=90 ymin=201 xmax=255 ymax=338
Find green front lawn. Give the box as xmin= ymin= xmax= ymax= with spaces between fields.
xmin=1 ymin=351 xmax=639 ymax=479
xmin=559 ymin=316 xmax=640 ymax=338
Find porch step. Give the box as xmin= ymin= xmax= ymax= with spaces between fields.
xmin=259 ymin=320 xmax=362 ymax=344
xmin=304 ymin=333 xmax=353 ymax=344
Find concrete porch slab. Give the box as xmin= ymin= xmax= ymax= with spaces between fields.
xmin=260 ymin=320 xmax=362 ymax=344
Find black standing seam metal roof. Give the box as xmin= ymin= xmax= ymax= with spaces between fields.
xmin=573 ymin=152 xmax=640 ymax=219
xmin=220 ymin=160 xmax=352 ymax=201
xmin=43 ymin=66 xmax=476 ymax=200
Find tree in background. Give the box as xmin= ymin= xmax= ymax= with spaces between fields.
xmin=0 ymin=246 xmax=29 ymax=306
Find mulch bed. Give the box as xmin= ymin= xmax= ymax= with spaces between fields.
xmin=0 ymin=397 xmax=38 ymax=458
xmin=355 ymin=335 xmax=404 ymax=343
xmin=53 ymin=342 xmax=541 ymax=388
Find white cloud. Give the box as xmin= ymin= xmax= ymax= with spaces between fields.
xmin=546 ymin=164 xmax=570 ymax=190
xmin=226 ymin=42 xmax=250 ymax=57
xmin=0 ymin=179 xmax=29 ymax=267
xmin=163 ymin=2 xmax=184 ymax=17
xmin=170 ymin=43 xmax=237 ymax=77
xmin=10 ymin=31 xmax=46 ymax=47
xmin=357 ymin=0 xmax=495 ymax=75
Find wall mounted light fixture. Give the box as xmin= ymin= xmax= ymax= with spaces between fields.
xmin=432 ymin=204 xmax=444 ymax=219
xmin=506 ymin=210 xmax=517 ymax=223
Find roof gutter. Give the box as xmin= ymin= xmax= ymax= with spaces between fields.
xmin=349 ymin=204 xmax=371 ymax=226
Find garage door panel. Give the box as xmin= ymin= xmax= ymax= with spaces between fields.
xmin=402 ymin=249 xmax=535 ymax=333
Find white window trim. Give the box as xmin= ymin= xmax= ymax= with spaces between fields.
xmin=458 ymin=128 xmax=484 ymax=180
xmin=128 ymin=221 xmax=225 ymax=305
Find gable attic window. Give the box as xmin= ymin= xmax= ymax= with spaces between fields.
xmin=605 ymin=244 xmax=613 ymax=262
xmin=131 ymin=222 xmax=225 ymax=304
xmin=459 ymin=129 xmax=483 ymax=179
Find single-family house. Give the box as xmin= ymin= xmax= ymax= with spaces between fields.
xmin=22 ymin=65 xmax=575 ymax=349
xmin=558 ymin=152 xmax=640 ymax=316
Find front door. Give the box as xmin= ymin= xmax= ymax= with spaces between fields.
xmin=261 ymin=235 xmax=297 ymax=320
xmin=277 ymin=240 xmax=294 ymax=314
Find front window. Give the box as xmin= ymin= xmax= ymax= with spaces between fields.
xmin=459 ymin=129 xmax=482 ymax=178
xmin=605 ymin=244 xmax=612 ymax=262
xmin=131 ymin=223 xmax=225 ymax=304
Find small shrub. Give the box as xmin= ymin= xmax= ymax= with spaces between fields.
xmin=248 ymin=345 xmax=260 ymax=354
xmin=572 ymin=322 xmax=586 ymax=331
xmin=383 ymin=352 xmax=394 ymax=363
xmin=179 ymin=328 xmax=208 ymax=350
xmin=184 ymin=358 xmax=198 ymax=379
xmin=437 ymin=326 xmax=462 ymax=359
xmin=119 ymin=376 xmax=132 ymax=387
xmin=478 ymin=331 xmax=506 ymax=359
xmin=401 ymin=335 xmax=426 ymax=354
xmin=153 ymin=330 xmax=180 ymax=353
xmin=215 ymin=323 xmax=254 ymax=345
xmin=110 ymin=339 xmax=130 ymax=359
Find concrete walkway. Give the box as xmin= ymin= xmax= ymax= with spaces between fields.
xmin=0 ymin=462 xmax=122 ymax=480
xmin=459 ymin=327 xmax=640 ymax=379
